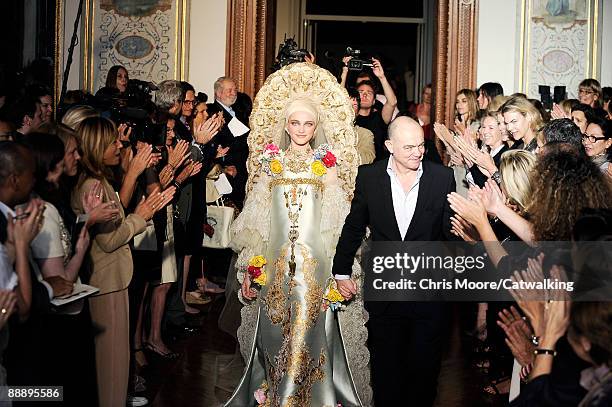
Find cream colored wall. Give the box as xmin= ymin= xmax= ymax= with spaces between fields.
xmin=476 ymin=0 xmax=520 ymax=94
xmin=187 ymin=0 xmax=228 ymax=98
xmin=477 ymin=0 xmax=612 ymax=94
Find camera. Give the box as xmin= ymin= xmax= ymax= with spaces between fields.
xmin=345 ymin=47 xmax=373 ymax=71
xmin=93 ymin=79 xmax=161 ymax=145
xmin=273 ymin=36 xmax=309 ymax=70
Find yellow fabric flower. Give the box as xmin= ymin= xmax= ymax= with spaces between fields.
xmin=253 ymin=271 xmax=267 ymax=286
xmin=324 ymin=287 xmax=344 ymax=303
xmin=269 ymin=159 xmax=283 ymax=174
xmin=311 ymin=160 xmax=327 ymax=177
xmin=249 ymin=255 xmax=267 ymax=268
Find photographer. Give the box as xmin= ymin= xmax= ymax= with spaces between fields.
xmin=350 ymin=57 xmax=397 ymax=161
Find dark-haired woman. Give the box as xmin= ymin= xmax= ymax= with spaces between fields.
xmin=582 ymin=117 xmax=612 ymax=173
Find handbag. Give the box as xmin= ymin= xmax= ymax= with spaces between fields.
xmin=202 ymin=197 xmax=235 ymax=249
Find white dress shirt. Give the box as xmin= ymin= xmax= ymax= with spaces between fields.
xmin=217 ymin=100 xmax=236 ymax=117
xmin=335 ymin=157 xmax=423 ymax=280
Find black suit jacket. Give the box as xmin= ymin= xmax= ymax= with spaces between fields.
xmin=332 ymin=158 xmax=456 ymax=316
xmin=207 ymin=100 xmax=250 ymax=206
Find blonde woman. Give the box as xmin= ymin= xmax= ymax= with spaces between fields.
xmin=578 ymin=78 xmax=603 ymax=109
xmin=501 ymin=96 xmax=543 ymax=153
xmin=71 ymin=116 xmax=175 ymax=407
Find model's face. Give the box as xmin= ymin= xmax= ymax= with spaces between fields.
xmin=182 ymin=90 xmax=195 ymax=117
xmin=571 ymin=110 xmax=588 ymax=133
xmin=422 ymin=87 xmax=432 ymax=104
xmin=504 ymin=111 xmax=529 ymax=141
xmin=479 ymin=117 xmax=503 ymax=148
xmin=217 ymin=80 xmax=237 ymax=106
xmin=384 ymin=127 xmax=425 ymax=171
xmin=578 ymin=86 xmax=598 ymax=108
xmin=357 ymin=84 xmax=375 ymax=110
xmin=102 ymin=138 xmax=123 ymax=166
xmin=286 ymin=111 xmax=316 ymax=147
xmin=456 ymin=94 xmax=469 ymax=116
xmin=477 ymin=90 xmax=489 ymax=110
xmin=583 ymin=123 xmax=612 ymax=157
xmin=39 ymin=95 xmax=53 ymax=123
xmin=193 ymin=103 xmax=208 ymax=126
xmin=116 ymin=68 xmax=128 ymax=93
xmin=63 ymin=137 xmax=80 ymax=177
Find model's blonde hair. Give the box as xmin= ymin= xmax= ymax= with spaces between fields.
xmin=77 ymin=116 xmax=118 ymax=183
xmin=501 ymin=96 xmax=544 ymax=134
xmin=499 ymin=150 xmax=536 ymax=214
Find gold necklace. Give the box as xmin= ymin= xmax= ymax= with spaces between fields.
xmin=284 ymin=147 xmax=312 ymax=173
xmin=283 ymin=184 xmax=308 ymax=277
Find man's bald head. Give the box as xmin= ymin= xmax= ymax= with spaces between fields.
xmin=384 ymin=116 xmax=425 ymax=171
xmin=387 ymin=116 xmax=424 ymax=141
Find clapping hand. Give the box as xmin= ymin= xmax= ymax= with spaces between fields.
xmin=82 ymin=181 xmax=120 ymax=226
xmin=194 ymin=113 xmax=223 ymax=145
xmin=127 ymin=143 xmax=155 ymax=178
xmin=118 ymin=123 xmax=132 ymax=142
xmin=175 ymin=159 xmax=202 ymax=185
xmin=134 ymin=186 xmax=176 ymax=221
xmin=167 ymin=139 xmax=191 ymax=170
xmin=447 ymin=192 xmax=488 ymax=229
xmin=497 ymin=306 xmax=535 ymax=367
xmin=551 ymin=103 xmax=570 ymax=120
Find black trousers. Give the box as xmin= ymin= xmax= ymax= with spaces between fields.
xmin=367 ymin=302 xmax=448 ymax=407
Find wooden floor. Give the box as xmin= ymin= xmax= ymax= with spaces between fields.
xmin=139 ymin=297 xmax=507 ymax=407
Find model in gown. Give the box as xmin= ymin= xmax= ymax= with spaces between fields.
xmin=224 ymin=63 xmax=372 ymax=407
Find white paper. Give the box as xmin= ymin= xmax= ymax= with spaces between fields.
xmin=227 ymin=117 xmax=250 ymax=137
xmin=51 ymin=283 xmax=99 ymax=307
xmin=214 ymin=173 xmax=233 ymax=195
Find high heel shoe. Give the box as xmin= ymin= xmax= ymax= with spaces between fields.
xmin=144 ymin=342 xmax=179 ymax=360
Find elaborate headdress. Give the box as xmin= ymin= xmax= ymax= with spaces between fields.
xmin=248 ymin=62 xmax=360 ymax=198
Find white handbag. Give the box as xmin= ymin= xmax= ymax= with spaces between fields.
xmin=202 ymin=198 xmax=235 ymax=249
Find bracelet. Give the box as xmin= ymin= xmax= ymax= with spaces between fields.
xmin=491 ymin=171 xmax=501 ymax=184
xmin=534 ymin=348 xmax=556 ymax=357
xmin=531 ymin=335 xmax=540 ymax=346
xmin=173 ymin=180 xmax=181 ymax=190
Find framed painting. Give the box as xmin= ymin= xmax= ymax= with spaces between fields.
xmin=517 ymin=0 xmax=602 ymax=98
xmin=81 ymin=0 xmax=190 ymax=94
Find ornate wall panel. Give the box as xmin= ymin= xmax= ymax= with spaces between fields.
xmin=81 ymin=0 xmax=189 ymax=93
xmin=434 ymin=0 xmax=479 ymax=126
xmin=517 ymin=0 xmax=601 ymax=98
xmin=226 ymin=0 xmax=275 ymax=98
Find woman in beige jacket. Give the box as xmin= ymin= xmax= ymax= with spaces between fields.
xmin=72 ymin=117 xmax=174 ymax=407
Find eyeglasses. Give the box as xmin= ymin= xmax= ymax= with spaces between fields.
xmin=582 ymin=133 xmax=608 ymax=143
xmin=578 ymin=89 xmax=595 ymax=96
xmin=402 ymin=142 xmax=426 ymax=153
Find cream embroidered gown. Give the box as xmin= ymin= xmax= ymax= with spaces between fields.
xmin=225 ymin=150 xmax=363 ymax=407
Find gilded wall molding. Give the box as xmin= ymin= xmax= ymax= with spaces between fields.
xmin=226 ymin=0 xmax=274 ymax=98
xmin=434 ymin=0 xmax=479 ymax=126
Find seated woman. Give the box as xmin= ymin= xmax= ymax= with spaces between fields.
xmin=225 ymin=63 xmax=370 ymax=406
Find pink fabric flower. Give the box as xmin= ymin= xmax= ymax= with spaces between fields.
xmin=322 ymin=151 xmax=337 ymax=167
xmin=264 ymin=143 xmax=279 ymax=154
xmin=254 ymin=388 xmax=267 ymax=404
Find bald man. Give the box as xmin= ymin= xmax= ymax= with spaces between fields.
xmin=333 ymin=116 xmax=456 ymax=406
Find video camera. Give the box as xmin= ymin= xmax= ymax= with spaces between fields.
xmin=273 ymin=36 xmax=309 ymax=70
xmin=345 ymin=47 xmax=373 ymax=71
xmin=94 ymin=79 xmax=161 ymax=145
